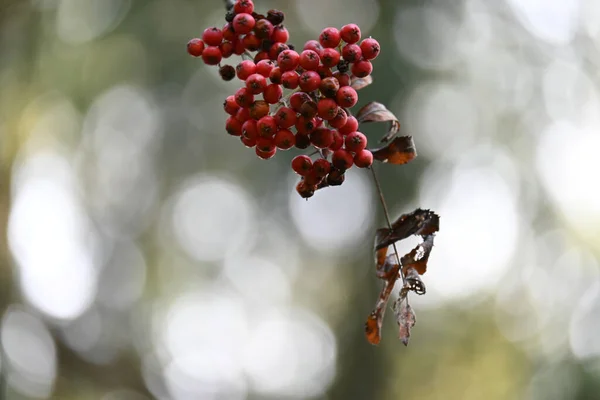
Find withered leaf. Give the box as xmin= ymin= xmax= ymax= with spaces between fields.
xmin=351 ymin=75 xmax=373 ymax=90
xmin=365 ymin=260 xmax=400 ymax=345
xmin=394 ymin=301 xmax=416 ymax=346
xmin=356 ymin=102 xmax=400 ymax=143
xmin=401 ymin=235 xmax=434 ymax=276
xmin=375 ymin=209 xmax=439 ymax=252
xmin=404 ymin=267 xmax=426 ymax=295
xmin=370 ymin=136 xmax=417 ymax=165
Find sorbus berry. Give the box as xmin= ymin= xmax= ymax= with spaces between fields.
xmin=233 ymin=13 xmax=256 ymax=34
xmin=326 ymin=169 xmax=345 ymax=186
xmin=320 ymin=48 xmax=341 ymax=68
xmin=233 ymin=38 xmax=246 ymax=55
xmin=274 ymin=128 xmax=295 ymax=149
xmin=222 ymin=23 xmax=236 ymax=41
xmin=339 ymin=115 xmax=359 ymax=135
xmin=313 ymin=158 xmax=331 ymax=177
xmin=226 ymin=116 xmax=243 ymax=136
xmin=266 ymin=9 xmax=285 ymax=26
xmin=354 ymin=149 xmax=373 ymax=168
xmin=329 ymin=129 xmax=344 ymax=151
xmin=246 ymin=73 xmax=268 ymax=94
xmin=336 ymin=86 xmax=358 ymax=108
xmin=299 ymin=70 xmax=321 ymax=92
xmin=256 ymin=146 xmax=277 ymax=160
xmin=299 ymin=50 xmax=320 ymax=71
xmin=235 ymin=87 xmax=254 ymax=108
xmin=319 ymin=27 xmax=341 ymax=48
xmin=202 ymin=27 xmax=223 ymax=46
xmin=332 ymin=149 xmax=354 ymax=170
xmin=254 ymin=51 xmax=270 ymax=63
xmin=256 ymin=137 xmax=276 ymax=153
xmin=201 ymin=46 xmax=222 ymax=65
xmin=224 ymin=95 xmax=240 ymax=115
xmin=235 ymin=107 xmax=251 ymax=123
xmin=255 ymin=60 xmax=275 ymax=77
xmin=342 ymin=44 xmax=362 ymax=63
xmin=344 ymin=131 xmax=368 ymax=152
xmin=290 ymin=92 xmax=311 ymax=112
xmin=220 ymin=41 xmax=234 ymax=58
xmin=328 ymin=108 xmax=348 ymax=129
xmin=219 ymin=65 xmax=236 ymax=81
xmin=254 ymin=19 xmax=274 ymax=39
xmin=269 ymin=67 xmax=282 ymax=84
xmin=242 ymin=119 xmax=258 ymax=139
xmin=291 ymin=155 xmax=313 ymax=176
xmin=257 ymin=115 xmax=277 ymax=138
xmin=295 ymin=115 xmax=318 ymax=135
xmin=274 ymin=107 xmax=297 ymax=128
xmin=295 ymin=132 xmax=311 ymax=149
xmin=303 ymin=40 xmax=324 ymax=57
xmin=317 ymin=98 xmax=339 ymax=120
xmin=340 ymin=23 xmax=361 ymax=44
xmin=333 ymin=71 xmax=350 ymax=87
xmin=241 ymin=135 xmax=257 ymax=148
xmin=234 ymin=0 xmax=254 ymax=15
xmin=360 ymin=37 xmax=380 ymax=60
xmin=281 ymin=70 xmax=300 ymax=89
xmin=271 ymin=25 xmax=289 ymax=43
xmin=319 ymin=76 xmax=340 ymax=98
xmin=187 ymin=38 xmax=204 ymax=57
xmin=269 ymin=42 xmax=289 ymax=60
xmin=303 ymin=170 xmax=324 ymax=186
xmin=263 ymin=83 xmax=283 ymax=103
xmin=243 ymin=32 xmax=261 ymax=51
xmin=351 ymin=59 xmax=373 ymax=78
xmin=236 ymin=60 xmax=256 ymax=80
xmin=299 ymin=100 xmax=318 ymax=119
xmin=277 ymin=49 xmax=300 ymax=71
xmin=316 ymin=65 xmax=333 ymax=79
xmin=310 ymin=127 xmax=334 ymax=148
xmin=296 ymin=180 xmax=315 ymax=199
xmin=249 ymin=100 xmax=270 ymax=119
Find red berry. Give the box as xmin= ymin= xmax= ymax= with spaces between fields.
xmin=310 ymin=127 xmax=334 ymax=149
xmin=299 ymin=70 xmax=321 ymax=92
xmin=295 ymin=115 xmax=318 ymax=135
xmin=316 ymin=65 xmax=333 ymax=79
xmin=263 ymin=83 xmax=283 ymax=103
xmin=317 ymin=98 xmax=339 ymax=120
xmin=296 ymin=180 xmax=316 ymax=198
xmin=291 ymin=155 xmax=313 ymax=176
xmin=295 ymin=132 xmax=311 ymax=149
xmin=222 ymin=23 xmax=236 ymax=41
xmin=274 ymin=129 xmax=295 ymax=149
xmin=299 ymin=50 xmax=320 ymax=70
xmin=319 ymin=76 xmax=340 ymax=98
xmin=344 ymin=131 xmax=368 ymax=152
xmin=354 ymin=149 xmax=373 ymax=168
xmin=269 ymin=42 xmax=289 ymax=60
xmin=277 ymin=49 xmax=300 ymax=72
xmin=274 ymin=107 xmax=297 ymax=128
xmin=257 ymin=115 xmax=277 ymax=138
xmin=339 ymin=115 xmax=359 ymax=135
xmin=303 ymin=170 xmax=323 ymax=186
xmin=249 ymin=100 xmax=270 ymax=119
xmin=281 ymin=71 xmax=300 ymax=89
xmin=223 ymin=95 xmax=240 ymax=115
xmin=299 ymin=101 xmax=318 ymax=119
xmin=269 ymin=67 xmax=282 ymax=84
xmin=254 ymin=19 xmax=274 ymax=39
xmin=234 ymin=0 xmax=254 ymax=14
xmin=187 ymin=38 xmax=204 ymax=57
xmin=340 ymin=24 xmax=361 ymax=44
xmin=235 ymin=87 xmax=254 ymax=108
xmin=360 ymin=37 xmax=380 ymax=60
xmin=313 ymin=158 xmax=331 ymax=177
xmin=319 ymin=27 xmax=341 ymax=48
xmin=233 ymin=13 xmax=256 ymax=34
xmin=226 ymin=116 xmax=243 ymax=136
xmin=271 ymin=25 xmax=289 ymax=43
xmin=256 ymin=137 xmax=276 ymax=153
xmin=351 ymin=59 xmax=373 ymax=78
xmin=233 ymin=38 xmax=246 ymax=55
xmin=326 ymin=169 xmax=345 ymax=186
xmin=235 ymin=107 xmax=251 ymax=123
xmin=303 ymin=40 xmax=324 ymax=57
xmin=254 ymin=51 xmax=270 ymax=63
xmin=242 ymin=119 xmax=258 ymax=139
xmin=246 ymin=73 xmax=268 ymax=94
xmin=202 ymin=27 xmax=223 ymax=46
xmin=256 ymin=146 xmax=277 ymax=160
xmin=332 ymin=149 xmax=354 ymax=170
xmin=220 ymin=41 xmax=234 ymax=58
xmin=333 ymin=71 xmax=351 ymax=87
xmin=290 ymin=92 xmax=311 ymax=112
xmin=236 ymin=60 xmax=256 ymax=80
xmin=336 ymin=86 xmax=358 ymax=108
xmin=320 ymin=48 xmax=340 ymax=68
xmin=256 ymin=60 xmax=275 ymax=77
xmin=342 ymin=44 xmax=362 ymax=63
xmin=329 ymin=129 xmax=344 ymax=151
xmin=243 ymin=32 xmax=261 ymax=51
xmin=241 ymin=135 xmax=257 ymax=148
xmin=201 ymin=46 xmax=222 ymax=65
xmin=328 ymin=108 xmax=348 ymax=129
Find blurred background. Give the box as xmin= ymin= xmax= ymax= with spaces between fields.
xmin=1 ymin=0 xmax=600 ymax=399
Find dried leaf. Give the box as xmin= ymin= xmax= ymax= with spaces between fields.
xmin=365 ymin=260 xmax=399 ymax=345
xmin=394 ymin=301 xmax=416 ymax=346
xmin=401 ymin=235 xmax=434 ymax=276
xmin=375 ymin=209 xmax=439 ymax=252
xmin=404 ymin=267 xmax=426 ymax=295
xmin=351 ymin=75 xmax=373 ymax=90
xmin=356 ymin=102 xmax=400 ymax=143
xmin=370 ymin=136 xmax=417 ymax=165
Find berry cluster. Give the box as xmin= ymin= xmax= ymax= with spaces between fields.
xmin=187 ymin=0 xmax=381 ymax=198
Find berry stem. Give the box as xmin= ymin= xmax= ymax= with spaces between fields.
xmin=368 ymin=165 xmax=409 ymax=301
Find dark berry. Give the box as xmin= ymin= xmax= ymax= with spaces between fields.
xmin=266 ymin=9 xmax=285 ymax=25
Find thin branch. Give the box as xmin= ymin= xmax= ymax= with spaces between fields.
xmin=224 ymin=0 xmax=235 ymax=11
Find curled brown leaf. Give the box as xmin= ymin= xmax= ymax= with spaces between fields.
xmin=370 ymin=136 xmax=417 ymax=165
xmin=356 ymin=101 xmax=400 ymax=143
xmin=351 ymin=75 xmax=373 ymax=90
xmin=394 ymin=301 xmax=416 ymax=346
